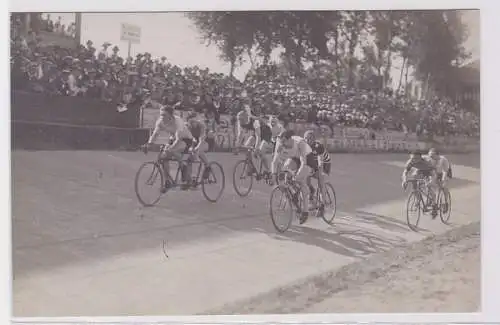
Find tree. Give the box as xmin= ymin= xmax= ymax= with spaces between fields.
xmin=339 ymin=11 xmax=369 ymax=88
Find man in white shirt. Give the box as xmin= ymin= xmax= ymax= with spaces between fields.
xmin=144 ymin=92 xmax=194 ymax=191
xmin=424 ymin=148 xmax=451 ymax=188
xmin=271 ymin=130 xmax=313 ymax=224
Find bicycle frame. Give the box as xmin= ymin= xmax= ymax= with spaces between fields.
xmin=408 ymin=179 xmax=435 ymax=209
xmin=243 ymin=147 xmax=266 ymax=178
xmin=154 ymin=144 xmax=208 ymax=188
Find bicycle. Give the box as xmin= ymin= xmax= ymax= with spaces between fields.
xmin=232 ymin=146 xmax=273 ymax=197
xmin=436 ymin=180 xmax=452 ymax=225
xmin=134 ymin=144 xmax=225 ymax=206
xmin=404 ymin=177 xmax=441 ymax=231
xmin=269 ymin=170 xmax=337 ymax=233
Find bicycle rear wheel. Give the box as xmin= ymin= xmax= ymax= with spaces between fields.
xmin=316 ymin=182 xmax=337 ymax=225
xmin=406 ymin=191 xmax=422 ymax=232
xmin=135 ymin=161 xmax=165 ymax=207
xmin=201 ymin=162 xmax=225 ymax=203
xmin=438 ymin=188 xmax=452 ymax=225
xmin=269 ymin=186 xmax=293 ymax=233
xmin=232 ymin=159 xmax=254 ymax=197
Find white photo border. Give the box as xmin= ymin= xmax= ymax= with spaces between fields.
xmin=4 ymin=0 xmax=498 ymax=324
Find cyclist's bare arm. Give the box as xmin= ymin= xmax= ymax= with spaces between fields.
xmin=296 ymin=140 xmax=309 ymax=176
xmin=235 ymin=121 xmax=243 ymax=147
xmin=271 ymin=140 xmax=284 ymax=174
xmin=402 ymin=158 xmax=413 ymax=181
xmin=194 ymin=123 xmax=207 ymax=151
xmin=253 ymin=120 xmax=261 ymax=150
xmin=148 ymin=119 xmax=164 ymax=144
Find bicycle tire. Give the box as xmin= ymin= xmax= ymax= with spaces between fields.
xmin=406 ymin=191 xmax=422 ymax=232
xmin=232 ymin=159 xmax=254 ymax=197
xmin=317 ymin=182 xmax=337 ymax=225
xmin=438 ymin=188 xmax=452 ymax=225
xmin=201 ymin=161 xmax=225 ymax=203
xmin=134 ymin=161 xmax=165 ymax=207
xmin=269 ymin=185 xmax=293 ymax=233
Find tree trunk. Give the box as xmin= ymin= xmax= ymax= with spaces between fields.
xmin=334 ymin=28 xmax=341 ymax=89
xmin=229 ymin=60 xmax=235 ymax=78
xmin=397 ymin=57 xmax=406 ymax=93
xmin=246 ymin=48 xmax=255 ymax=71
xmin=384 ymin=49 xmax=393 ymax=89
xmin=347 ymin=31 xmax=359 ymax=88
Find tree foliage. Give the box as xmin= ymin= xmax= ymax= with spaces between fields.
xmin=187 ymin=10 xmax=471 ymax=96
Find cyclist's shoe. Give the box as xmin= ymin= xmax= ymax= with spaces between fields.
xmin=431 ymin=204 xmax=438 ymax=219
xmin=299 ymin=211 xmax=309 ymax=225
xmin=316 ymin=203 xmax=325 ymax=218
xmin=202 ymin=167 xmax=212 ymax=180
xmin=160 ymin=180 xmax=173 ymax=194
xmin=181 ymin=181 xmax=191 ymax=191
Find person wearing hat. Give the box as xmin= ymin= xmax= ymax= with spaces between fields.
xmin=401 ymin=149 xmax=439 ymax=218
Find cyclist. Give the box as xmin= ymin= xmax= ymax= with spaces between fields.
xmin=184 ymin=111 xmax=211 ymax=186
xmin=401 ymin=149 xmax=439 ymax=218
xmin=145 ymin=93 xmax=194 ymax=191
xmin=269 ymin=115 xmax=286 ymax=144
xmin=235 ymin=109 xmax=274 ymax=178
xmin=271 ymin=130 xmax=313 ymax=224
xmin=303 ymin=130 xmax=331 ymax=209
xmin=425 ymin=148 xmax=451 ymax=188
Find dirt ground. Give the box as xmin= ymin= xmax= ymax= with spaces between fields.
xmin=305 ymin=230 xmax=480 ymax=313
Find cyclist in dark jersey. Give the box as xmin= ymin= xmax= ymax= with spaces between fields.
xmin=184 ymin=111 xmax=211 ymax=187
xmin=236 ymin=109 xmax=274 ymax=177
xmin=304 ymin=130 xmax=331 ymax=207
xmin=402 ymin=150 xmax=439 ymax=217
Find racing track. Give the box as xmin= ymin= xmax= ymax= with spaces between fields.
xmin=11 ymin=151 xmax=481 ymax=316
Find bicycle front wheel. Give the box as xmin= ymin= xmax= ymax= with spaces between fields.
xmin=135 ymin=161 xmax=165 ymax=207
xmin=269 ymin=186 xmax=293 ymax=233
xmin=317 ymin=182 xmax=337 ymax=225
xmin=201 ymin=161 xmax=225 ymax=203
xmin=438 ymin=188 xmax=452 ymax=225
xmin=232 ymin=159 xmax=254 ymax=197
xmin=406 ymin=191 xmax=422 ymax=232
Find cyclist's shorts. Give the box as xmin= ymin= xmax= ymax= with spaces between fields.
xmin=306 ymin=152 xmax=331 ymax=175
xmin=416 ymin=170 xmax=433 ymax=178
xmin=290 ymin=157 xmax=301 ymax=170
xmin=181 ymin=138 xmax=194 ymax=153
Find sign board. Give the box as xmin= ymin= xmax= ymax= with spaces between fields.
xmin=120 ymin=23 xmax=141 ymax=44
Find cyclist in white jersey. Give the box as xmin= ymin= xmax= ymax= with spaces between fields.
xmin=424 ymin=148 xmax=451 ymax=194
xmin=144 ymin=93 xmax=194 ymax=191
xmin=236 ymin=109 xmax=274 ymax=177
xmin=271 ymin=130 xmax=313 ymax=224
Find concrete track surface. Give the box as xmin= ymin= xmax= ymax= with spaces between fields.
xmin=12 ymin=151 xmax=480 ymax=316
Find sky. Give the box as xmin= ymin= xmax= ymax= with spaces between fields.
xmin=49 ymin=10 xmax=480 ymax=85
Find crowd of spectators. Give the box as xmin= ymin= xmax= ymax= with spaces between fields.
xmin=10 ymin=20 xmax=480 ymax=138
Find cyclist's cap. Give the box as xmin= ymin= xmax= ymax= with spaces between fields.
xmin=278 ymin=130 xmax=294 ymax=140
xmin=429 ymin=148 xmax=438 ymax=155
xmin=412 ymin=149 xmax=423 ymax=156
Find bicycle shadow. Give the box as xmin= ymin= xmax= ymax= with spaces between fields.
xmin=270 ymin=222 xmax=408 ymax=259
xmin=353 ymin=210 xmax=431 ymax=234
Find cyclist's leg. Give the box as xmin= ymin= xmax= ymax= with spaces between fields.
xmin=259 ymin=140 xmax=272 ymax=173
xmin=167 ymin=140 xmax=188 ymax=183
xmin=244 ymin=134 xmax=255 ymax=149
xmin=318 ymin=162 xmax=331 ymax=205
xmin=244 ymin=135 xmax=257 ymax=173
xmin=296 ymin=164 xmax=312 ymax=217
xmin=305 ymin=153 xmax=318 ymax=199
